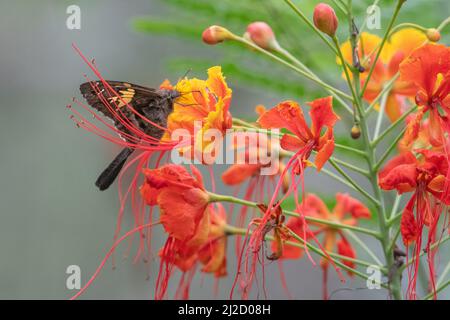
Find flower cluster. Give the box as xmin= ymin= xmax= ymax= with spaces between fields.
xmin=70 ymin=1 xmax=450 ymax=301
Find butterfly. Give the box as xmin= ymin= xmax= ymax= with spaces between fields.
xmin=80 ymin=80 xmax=180 ymax=191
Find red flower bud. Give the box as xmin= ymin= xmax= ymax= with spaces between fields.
xmin=426 ymin=28 xmax=441 ymax=42
xmin=313 ymin=3 xmax=338 ymax=37
xmin=202 ymin=25 xmax=233 ymax=45
xmin=246 ymin=22 xmax=279 ymax=50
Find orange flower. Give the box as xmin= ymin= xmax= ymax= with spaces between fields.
xmin=221 ymin=131 xmax=289 ymax=192
xmin=159 ymin=205 xmax=228 ymax=274
xmin=258 ymin=96 xmax=339 ymax=172
xmin=162 ymin=66 xmax=233 ymax=162
xmin=142 ymin=165 xmax=230 ymax=298
xmin=379 ymin=150 xmax=449 ymax=243
xmin=141 ymin=164 xmax=210 ymax=241
xmin=399 ymin=44 xmax=450 ymax=147
xmin=339 ymin=29 xmax=426 ymax=122
xmin=157 ymin=205 xmax=228 ymax=299
xmin=279 ymin=193 xmax=371 ymax=299
xmin=378 ymin=150 xmax=449 ymax=299
xmin=198 ymin=206 xmax=228 ymax=277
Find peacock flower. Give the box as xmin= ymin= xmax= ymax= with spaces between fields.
xmin=198 ymin=206 xmax=228 ymax=277
xmin=277 ymin=193 xmax=371 ymax=299
xmin=399 ymin=44 xmax=450 ymax=148
xmin=162 ymin=66 xmax=233 ymax=163
xmin=378 ymin=150 xmax=450 ymax=299
xmin=221 ymin=131 xmax=288 ymax=193
xmin=141 ymin=164 xmax=230 ymax=298
xmin=339 ymin=29 xmax=427 ymax=122
xmin=141 ymin=164 xmax=210 ymax=241
xmin=258 ymin=96 xmax=339 ymax=173
xmin=157 ymin=205 xmax=228 ymax=299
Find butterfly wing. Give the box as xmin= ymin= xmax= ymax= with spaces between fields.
xmin=80 ymin=80 xmax=167 ymax=141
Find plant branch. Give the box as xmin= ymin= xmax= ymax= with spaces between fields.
xmin=283 ymin=0 xmax=339 ymax=56
xmin=371 ymin=106 xmax=417 ymax=147
xmin=374 ymin=127 xmax=406 ymax=171
xmin=360 ymin=0 xmax=406 ymax=97
xmin=233 ymin=37 xmax=353 ymax=101
xmin=209 ymin=193 xmax=380 ymax=238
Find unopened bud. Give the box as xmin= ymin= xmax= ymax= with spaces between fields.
xmin=246 ymin=21 xmax=279 ymax=50
xmin=426 ymin=28 xmax=441 ymax=42
xmin=351 ymin=124 xmax=361 ymax=139
xmin=313 ymin=3 xmax=338 ymax=37
xmin=202 ymin=25 xmax=234 ymax=45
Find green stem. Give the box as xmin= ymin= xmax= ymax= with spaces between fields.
xmin=343 ymin=1 xmax=403 ymax=299
xmin=387 ymin=227 xmax=401 ymax=253
xmin=335 ymin=143 xmax=367 ymax=157
xmin=328 ymin=158 xmax=379 ymax=205
xmin=365 ymin=73 xmax=399 ymax=116
xmin=358 ymin=0 xmax=381 ymax=34
xmin=333 ymin=36 xmax=359 ymax=104
xmin=232 ymin=118 xmax=257 ymax=128
xmin=374 ymin=127 xmax=406 ymax=171
xmin=283 ymin=0 xmax=339 ymax=56
xmin=330 ymin=157 xmax=370 ymax=177
xmin=424 ymin=281 xmax=449 ymax=300
xmin=233 ymin=36 xmax=353 ymax=101
xmin=437 ymin=261 xmax=450 ymax=287
xmin=388 ymin=22 xmax=427 ymax=35
xmin=437 ymin=16 xmax=450 ymax=31
xmin=371 ymin=106 xmax=417 ymax=147
xmin=344 ymin=230 xmax=383 ymax=266
xmin=373 ymin=91 xmax=389 ymax=140
xmin=331 ymin=0 xmax=348 ymax=15
xmin=400 ymin=236 xmax=450 ymax=272
xmin=360 ymin=0 xmax=406 ymax=97
xmin=287 ymin=229 xmax=387 ymax=287
xmin=224 ymin=225 xmax=383 ymax=279
xmin=209 ymin=193 xmax=380 ymax=238
xmin=275 ymin=46 xmax=353 ymax=114
xmin=281 ymin=148 xmax=369 ymax=177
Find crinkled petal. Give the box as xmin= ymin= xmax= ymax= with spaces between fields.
xmin=222 ymin=164 xmax=261 ymax=185
xmin=335 ymin=193 xmax=371 ymax=219
xmin=308 ymin=96 xmax=339 ymax=138
xmin=401 ymin=197 xmax=419 ymax=245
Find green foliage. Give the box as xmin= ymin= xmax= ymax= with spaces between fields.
xmin=133 ymin=0 xmax=449 ymax=105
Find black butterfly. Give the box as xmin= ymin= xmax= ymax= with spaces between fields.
xmin=80 ymin=80 xmax=180 ymax=191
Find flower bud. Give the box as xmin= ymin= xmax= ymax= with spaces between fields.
xmin=313 ymin=3 xmax=338 ymax=37
xmin=351 ymin=124 xmax=361 ymax=139
xmin=426 ymin=28 xmax=441 ymax=42
xmin=202 ymin=25 xmax=234 ymax=45
xmin=246 ymin=22 xmax=279 ymax=50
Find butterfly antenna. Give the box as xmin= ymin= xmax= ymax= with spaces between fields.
xmin=174 ymin=68 xmax=193 ymax=92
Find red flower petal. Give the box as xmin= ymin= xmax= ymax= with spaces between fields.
xmin=401 ymin=197 xmax=419 ymax=245
xmin=379 ymin=152 xmax=418 ymax=192
xmin=308 ymin=96 xmax=339 ymax=138
xmin=280 ymin=134 xmax=305 ymax=151
xmin=335 ymin=193 xmax=371 ymax=219
xmin=258 ymin=101 xmax=312 ymax=140
xmin=314 ymin=129 xmax=335 ymax=171
xmin=222 ymin=164 xmax=261 ymax=185
xmin=337 ymin=237 xmax=356 ymax=273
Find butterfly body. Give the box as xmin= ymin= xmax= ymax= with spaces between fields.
xmin=79 ymin=80 xmax=180 ymax=190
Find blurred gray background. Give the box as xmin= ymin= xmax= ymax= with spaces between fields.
xmin=0 ymin=0 xmax=448 ymax=299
